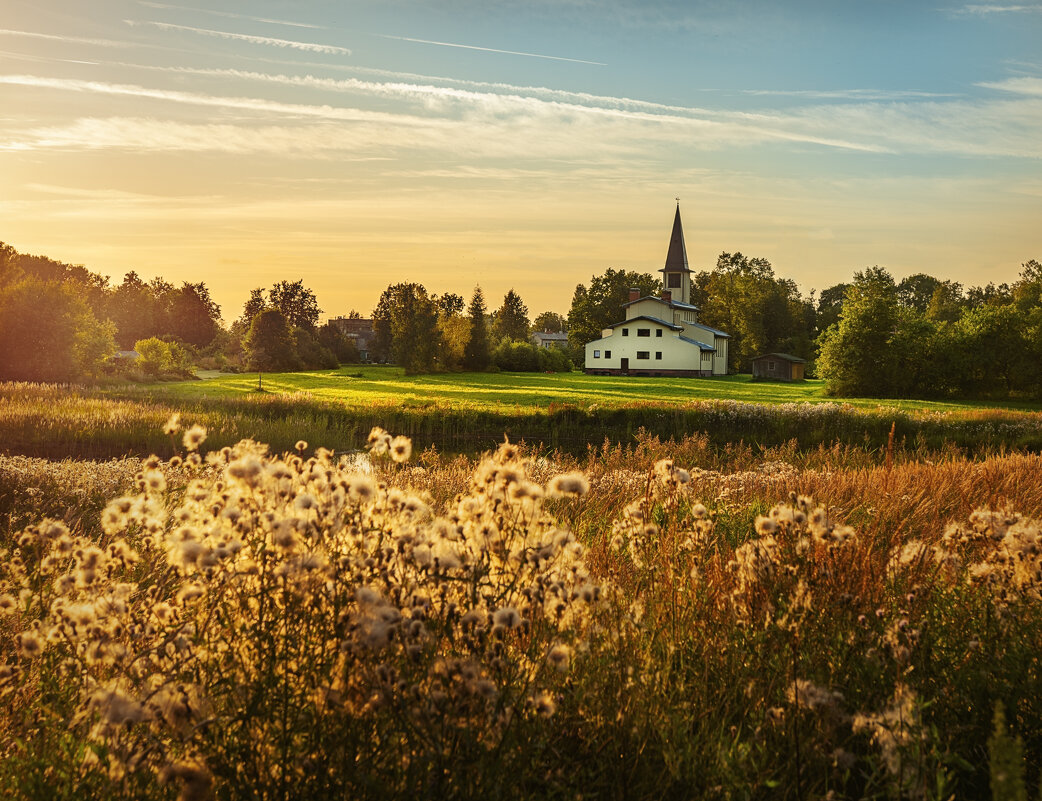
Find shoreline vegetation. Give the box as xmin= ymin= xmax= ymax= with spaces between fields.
xmin=3 ymin=370 xmax=1042 ymax=461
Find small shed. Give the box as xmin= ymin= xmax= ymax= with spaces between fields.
xmin=751 ymin=353 xmax=807 ymax=382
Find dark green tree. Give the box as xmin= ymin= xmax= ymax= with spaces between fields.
xmin=269 ymin=280 xmax=321 ymax=331
xmin=244 ymin=309 xmax=299 ymax=372
xmin=462 ymin=286 xmax=491 ymax=371
xmin=567 ymin=268 xmax=660 ymax=361
xmin=531 ymin=311 xmax=567 ymax=334
xmin=371 ymin=283 xmax=442 ymax=374
xmin=817 ymin=267 xmax=901 ymax=397
xmin=167 ymin=282 xmax=222 ymax=347
xmin=493 ymin=289 xmax=530 ymax=343
xmin=0 ymin=277 xmax=115 ymax=382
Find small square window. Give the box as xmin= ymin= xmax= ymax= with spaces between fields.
xmin=636 ymin=351 xmax=650 ymax=360
xmin=655 ymin=352 xmax=662 ymax=360
xmin=593 ymin=350 xmax=600 ymax=358
xmin=667 ymin=273 xmax=681 ymax=288
xmin=656 ymin=329 xmax=662 ymax=337
xmin=605 ymin=350 xmax=611 ymax=358
xmin=621 ymin=328 xmax=629 ymax=336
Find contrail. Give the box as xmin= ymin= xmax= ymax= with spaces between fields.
xmin=373 ymin=33 xmax=605 ymax=66
xmin=136 ymin=1 xmax=325 ymax=29
xmin=127 ymin=21 xmax=351 ymax=56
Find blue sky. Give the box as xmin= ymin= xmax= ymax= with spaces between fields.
xmin=1 ymin=0 xmax=1039 ymax=319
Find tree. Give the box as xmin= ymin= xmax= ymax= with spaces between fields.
xmin=462 ymin=286 xmax=491 ymax=371
xmin=167 ymin=282 xmax=222 ymax=347
xmin=567 ymin=268 xmax=660 ymax=361
xmin=237 ymin=288 xmax=268 ymax=330
xmin=107 ymin=271 xmax=158 ymax=348
xmin=493 ymin=289 xmax=530 ymax=343
xmin=244 ymin=309 xmax=298 ymax=372
xmin=816 ymin=267 xmax=901 ymax=397
xmin=269 ymin=280 xmax=321 ymax=331
xmin=693 ymin=253 xmax=811 ymax=371
xmin=0 ymin=277 xmax=115 ymax=382
xmin=371 ymin=283 xmax=442 ymax=374
xmin=531 ymin=311 xmax=567 ymax=334
xmin=816 ymin=283 xmax=850 ymax=335
xmin=897 ymin=273 xmax=943 ymax=313
xmin=317 ymin=321 xmax=361 ymax=364
xmin=436 ymin=293 xmax=465 ymax=317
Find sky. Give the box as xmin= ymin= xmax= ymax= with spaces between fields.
xmin=1 ymin=0 xmax=1040 ymax=321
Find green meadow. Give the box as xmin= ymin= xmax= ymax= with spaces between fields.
xmin=170 ymin=365 xmax=1041 ymax=415
xmin=3 ymin=368 xmax=1042 ymax=460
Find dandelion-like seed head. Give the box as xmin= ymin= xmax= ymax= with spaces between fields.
xmin=163 ymin=413 xmax=181 ymax=436
xmin=182 ymin=425 xmax=207 ymax=452
xmin=390 ymin=436 xmax=413 ymax=464
xmin=547 ymin=472 xmax=590 ymax=499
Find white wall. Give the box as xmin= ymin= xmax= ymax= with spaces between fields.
xmin=585 ymin=323 xmax=712 ymax=372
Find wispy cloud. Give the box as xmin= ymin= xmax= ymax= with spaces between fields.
xmin=739 ymin=88 xmax=960 ymax=100
xmin=953 ymin=3 xmax=1042 ymax=13
xmin=0 ymin=28 xmax=143 ymax=49
xmin=125 ymin=20 xmax=351 ymax=56
xmin=136 ymin=1 xmax=325 ymax=29
xmin=372 ymin=33 xmax=604 ymax=65
xmin=977 ymin=76 xmax=1042 ymax=95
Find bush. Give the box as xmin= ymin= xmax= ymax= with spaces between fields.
xmin=492 ymin=340 xmax=541 ymax=372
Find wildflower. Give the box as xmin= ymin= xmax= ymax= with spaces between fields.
xmin=163 ymin=413 xmax=181 ymax=435
xmin=547 ymin=643 xmax=572 ymax=672
xmin=547 ymin=472 xmax=590 ymax=498
xmin=390 ymin=435 xmax=413 ymax=463
xmin=143 ymin=470 xmax=167 ymax=493
xmin=16 ymin=630 xmax=44 ymax=658
xmin=295 ymin=439 xmax=308 ymax=453
xmin=348 ymin=475 xmax=376 ymax=503
xmin=228 ymin=456 xmax=263 ymax=486
xmin=493 ymin=606 xmax=523 ymax=630
xmin=182 ymin=425 xmax=207 ymax=452
xmin=0 ymin=594 xmax=16 ymax=615
xmin=532 ymin=690 xmax=556 ymax=718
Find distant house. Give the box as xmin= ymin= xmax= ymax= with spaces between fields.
xmin=111 ymin=350 xmax=140 ymax=362
xmin=329 ymin=316 xmax=375 ymax=361
xmin=584 ymin=204 xmax=730 ymax=377
xmin=751 ymin=353 xmax=807 ymax=382
xmin=532 ymin=331 xmax=568 ymax=349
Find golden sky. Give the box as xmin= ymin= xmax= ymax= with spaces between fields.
xmin=2 ymin=0 xmax=1040 ymax=320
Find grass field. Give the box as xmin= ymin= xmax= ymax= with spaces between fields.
xmin=164 ymin=365 xmax=1042 ymax=415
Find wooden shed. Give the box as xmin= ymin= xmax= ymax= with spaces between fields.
xmin=751 ymin=353 xmax=807 ymax=382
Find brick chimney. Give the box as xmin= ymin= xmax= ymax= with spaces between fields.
xmin=628 ymin=287 xmax=640 ymax=302
xmin=660 ymin=290 xmax=672 ymax=302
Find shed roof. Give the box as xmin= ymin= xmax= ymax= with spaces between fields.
xmin=753 ymin=352 xmax=807 ymax=363
xmin=685 ymin=321 xmax=730 ymax=338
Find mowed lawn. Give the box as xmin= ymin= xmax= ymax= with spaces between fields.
xmin=159 ymin=366 xmax=1042 ymax=415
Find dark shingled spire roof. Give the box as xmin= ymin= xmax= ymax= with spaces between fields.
xmin=661 ymin=203 xmax=690 ymax=274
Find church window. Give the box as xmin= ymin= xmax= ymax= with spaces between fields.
xmin=636 ymin=351 xmax=650 ymax=360
xmin=667 ymin=273 xmax=681 ymax=288
xmin=637 ymin=328 xmax=650 ymax=337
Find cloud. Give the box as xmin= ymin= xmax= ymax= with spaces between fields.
xmin=739 ymin=88 xmax=960 ymax=100
xmin=126 ymin=20 xmax=351 ymax=55
xmin=0 ymin=28 xmax=145 ymax=49
xmin=977 ymin=77 xmax=1042 ymax=95
xmin=954 ymin=4 xmax=1042 ymax=13
xmin=136 ymin=1 xmax=325 ymax=29
xmin=371 ymin=33 xmax=604 ymax=65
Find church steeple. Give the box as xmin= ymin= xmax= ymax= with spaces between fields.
xmin=660 ymin=202 xmax=692 ymax=305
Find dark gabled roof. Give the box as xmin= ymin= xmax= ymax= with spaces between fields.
xmin=622 ymin=295 xmax=700 ymax=312
xmin=679 ymin=336 xmax=716 ymax=352
xmin=533 ymin=331 xmax=568 ymax=341
xmin=606 ymin=315 xmax=682 ymax=331
xmin=661 ymin=203 xmax=691 ymax=275
xmin=685 ymin=321 xmax=730 ymax=338
xmin=754 ymin=352 xmax=807 ymax=363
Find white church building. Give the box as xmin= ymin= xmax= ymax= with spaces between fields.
xmin=584 ymin=205 xmax=730 ymax=377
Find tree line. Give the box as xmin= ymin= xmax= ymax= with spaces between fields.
xmin=565 ymin=254 xmax=1042 ymax=399
xmin=369 ymin=284 xmax=570 ymax=375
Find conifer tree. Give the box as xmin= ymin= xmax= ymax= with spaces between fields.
xmin=463 ymin=286 xmax=491 ymax=371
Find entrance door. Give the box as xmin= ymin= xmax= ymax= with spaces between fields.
xmin=621 ymin=357 xmax=629 ymax=374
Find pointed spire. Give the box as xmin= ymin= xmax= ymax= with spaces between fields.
xmin=662 ymin=202 xmax=690 ymax=274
